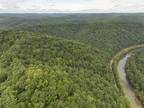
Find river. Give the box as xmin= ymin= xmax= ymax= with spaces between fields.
xmin=118 ymin=54 xmax=143 ymax=108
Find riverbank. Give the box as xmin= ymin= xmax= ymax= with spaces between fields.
xmin=110 ymin=44 xmax=144 ymax=108
xmin=118 ymin=54 xmax=143 ymax=108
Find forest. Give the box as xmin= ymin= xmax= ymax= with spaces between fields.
xmin=0 ymin=14 xmax=144 ymax=108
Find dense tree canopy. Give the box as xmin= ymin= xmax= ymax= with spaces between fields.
xmin=0 ymin=35 xmax=128 ymax=108
xmin=0 ymin=14 xmax=144 ymax=108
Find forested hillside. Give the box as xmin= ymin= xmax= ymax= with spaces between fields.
xmin=0 ymin=31 xmax=130 ymax=108
xmin=0 ymin=14 xmax=144 ymax=108
xmin=126 ymin=49 xmax=144 ymax=105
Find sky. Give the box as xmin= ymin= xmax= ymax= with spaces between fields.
xmin=0 ymin=0 xmax=144 ymax=13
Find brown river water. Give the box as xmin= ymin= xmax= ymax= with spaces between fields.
xmin=118 ymin=54 xmax=143 ymax=108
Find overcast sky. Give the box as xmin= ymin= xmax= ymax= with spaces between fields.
xmin=0 ymin=0 xmax=144 ymax=13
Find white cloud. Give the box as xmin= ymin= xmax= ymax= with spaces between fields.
xmin=18 ymin=0 xmax=114 ymax=12
xmin=0 ymin=0 xmax=143 ymax=13
xmin=0 ymin=0 xmax=20 ymax=9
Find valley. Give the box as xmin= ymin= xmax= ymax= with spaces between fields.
xmin=0 ymin=14 xmax=144 ymax=108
